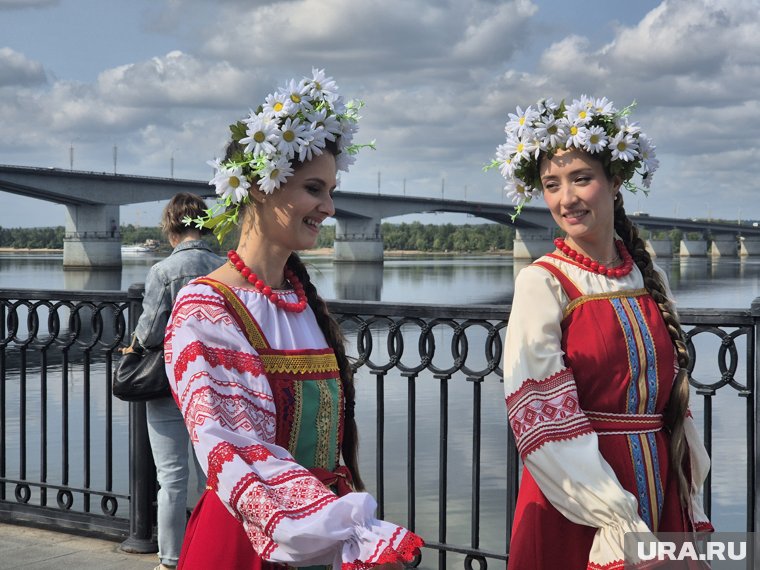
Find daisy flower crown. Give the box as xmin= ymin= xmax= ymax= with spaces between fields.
xmin=185 ymin=68 xmax=374 ymax=242
xmin=486 ymin=95 xmax=659 ymax=221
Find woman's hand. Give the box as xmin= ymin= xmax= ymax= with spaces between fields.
xmin=119 ymin=345 xmax=136 ymax=354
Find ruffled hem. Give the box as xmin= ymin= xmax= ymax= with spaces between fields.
xmin=342 ymin=529 xmax=424 ymax=570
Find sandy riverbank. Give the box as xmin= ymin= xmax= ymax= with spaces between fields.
xmin=0 ymin=247 xmax=64 ymax=253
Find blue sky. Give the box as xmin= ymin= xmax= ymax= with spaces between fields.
xmin=0 ymin=0 xmax=757 ymax=227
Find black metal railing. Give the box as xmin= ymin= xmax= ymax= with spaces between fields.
xmin=0 ymin=287 xmax=758 ymax=569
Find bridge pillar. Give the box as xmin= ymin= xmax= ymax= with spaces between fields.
xmin=333 ymin=217 xmax=384 ymax=262
xmin=63 ymin=204 xmax=122 ymax=268
xmin=679 ymin=239 xmax=708 ymax=257
xmin=711 ymin=234 xmax=738 ymax=257
xmin=513 ymin=228 xmax=554 ymax=259
xmin=739 ymin=236 xmax=760 ymax=256
xmin=646 ymin=239 xmax=673 ymax=258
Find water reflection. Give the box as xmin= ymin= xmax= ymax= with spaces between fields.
xmin=63 ymin=267 xmax=122 ymax=290
xmin=333 ymin=262 xmax=383 ymax=301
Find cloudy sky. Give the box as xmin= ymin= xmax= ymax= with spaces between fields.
xmin=1 ymin=0 xmax=758 ymax=228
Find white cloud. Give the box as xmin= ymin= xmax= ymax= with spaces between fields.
xmin=0 ymin=47 xmax=46 ymax=86
xmin=95 ymin=50 xmax=256 ymax=108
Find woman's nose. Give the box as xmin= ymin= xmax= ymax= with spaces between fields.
xmin=321 ymin=192 xmax=336 ymax=217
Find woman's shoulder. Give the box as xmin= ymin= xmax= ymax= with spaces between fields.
xmin=175 ymin=278 xmax=228 ymax=304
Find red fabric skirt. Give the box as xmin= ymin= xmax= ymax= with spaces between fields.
xmin=178 ymin=489 xmax=272 ymax=570
xmin=508 ymin=431 xmax=691 ymax=570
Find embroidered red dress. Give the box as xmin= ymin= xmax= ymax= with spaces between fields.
xmin=165 ymin=278 xmax=422 ymax=569
xmin=503 ymin=254 xmax=713 ymax=570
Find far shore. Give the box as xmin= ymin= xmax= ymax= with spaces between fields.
xmin=1 ymin=246 xmax=512 ymax=257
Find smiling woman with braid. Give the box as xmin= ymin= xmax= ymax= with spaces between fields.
xmin=164 ymin=69 xmax=422 ymax=570
xmin=491 ymin=96 xmax=713 ymax=569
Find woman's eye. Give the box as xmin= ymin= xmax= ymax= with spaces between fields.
xmin=306 ymin=186 xmax=320 ymax=194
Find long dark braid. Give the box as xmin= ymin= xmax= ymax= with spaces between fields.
xmin=286 ymin=252 xmax=365 ymax=491
xmin=613 ymin=193 xmax=691 ymax=507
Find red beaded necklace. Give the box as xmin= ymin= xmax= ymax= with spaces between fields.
xmin=553 ymin=237 xmax=634 ymax=278
xmin=227 ymin=250 xmax=308 ymax=313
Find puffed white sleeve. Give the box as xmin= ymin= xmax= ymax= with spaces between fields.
xmin=164 ymin=283 xmax=423 ymax=569
xmin=654 ymin=263 xmax=714 ymax=532
xmin=504 ymin=265 xmax=653 ymax=569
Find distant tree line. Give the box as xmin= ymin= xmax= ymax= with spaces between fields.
xmin=317 ymin=222 xmax=516 ymax=252
xmin=0 ymin=226 xmax=65 ymax=249
xmin=0 ymin=222 xmax=719 ymax=254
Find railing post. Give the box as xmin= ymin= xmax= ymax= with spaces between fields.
xmin=119 ymin=284 xmax=157 ymax=553
xmin=751 ymin=296 xmax=760 ymax=566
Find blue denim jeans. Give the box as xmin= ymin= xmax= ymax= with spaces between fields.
xmin=146 ymin=397 xmax=205 ymax=567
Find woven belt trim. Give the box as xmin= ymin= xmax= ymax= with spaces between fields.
xmin=585 ymin=411 xmax=664 ymax=435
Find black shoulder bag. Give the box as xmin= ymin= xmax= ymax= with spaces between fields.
xmin=112 ymin=341 xmax=171 ymax=402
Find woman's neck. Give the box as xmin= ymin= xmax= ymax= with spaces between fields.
xmin=234 ymin=240 xmax=291 ymax=289
xmin=563 ymin=234 xmax=619 ymax=266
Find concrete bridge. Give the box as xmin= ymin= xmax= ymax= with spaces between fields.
xmin=2 ymin=164 xmax=759 ymax=265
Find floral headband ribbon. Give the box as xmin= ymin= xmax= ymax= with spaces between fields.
xmin=486 ymin=95 xmax=659 ymax=220
xmin=185 ymin=68 xmax=374 ymax=242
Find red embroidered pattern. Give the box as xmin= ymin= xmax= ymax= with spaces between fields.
xmin=175 ymin=340 xmax=265 ymax=384
xmin=171 ymin=295 xmax=236 ymax=328
xmin=342 ymin=527 xmax=424 ymax=569
xmin=206 ymin=442 xmax=275 ymax=491
xmin=506 ymin=368 xmax=593 ymax=457
xmin=588 ymin=561 xmax=624 ymax=570
xmin=179 ymin=370 xmax=274 ymax=406
xmin=234 ymin=472 xmax=338 ymax=556
xmin=185 ymin=385 xmax=276 ymax=443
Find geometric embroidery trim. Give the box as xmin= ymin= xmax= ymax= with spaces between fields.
xmin=506 ymin=367 xmax=593 ymax=458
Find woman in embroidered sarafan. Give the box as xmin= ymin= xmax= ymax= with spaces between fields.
xmin=493 ymin=96 xmax=713 ymax=569
xmin=165 ymin=70 xmax=422 ymax=569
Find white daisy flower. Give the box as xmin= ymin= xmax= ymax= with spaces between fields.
xmin=534 ymin=115 xmax=568 ymax=149
xmin=495 ymin=143 xmax=515 ymax=178
xmin=301 ymin=68 xmax=339 ymax=102
xmin=279 ymin=78 xmax=312 ymax=114
xmin=298 ymin=131 xmax=327 ymax=163
xmin=505 ymin=105 xmax=539 ymax=137
xmin=566 ymin=99 xmax=593 ymax=125
xmin=609 ymin=131 xmax=639 ymax=161
xmin=258 ymin=157 xmax=294 ymax=194
xmin=638 ymin=134 xmax=659 ymax=174
xmin=505 ymin=178 xmax=535 ymax=206
xmin=262 ymin=92 xmax=291 ymax=118
xmin=592 ymin=97 xmax=614 ymax=116
xmin=583 ymin=125 xmax=608 ymax=154
xmin=504 ymin=133 xmax=532 ymax=162
xmin=566 ymin=124 xmax=588 ymax=149
xmin=207 ymin=160 xmax=251 ymax=204
xmin=536 ymin=97 xmax=559 ymax=114
xmin=239 ymin=114 xmax=279 ymax=156
xmin=277 ymin=117 xmax=310 ymax=160
xmin=306 ymin=108 xmax=342 ymax=141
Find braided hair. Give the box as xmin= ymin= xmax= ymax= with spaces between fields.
xmin=612 ymin=193 xmax=691 ymax=507
xmin=286 ymin=252 xmax=365 ymax=491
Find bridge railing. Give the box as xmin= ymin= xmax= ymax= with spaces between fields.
xmin=0 ymin=287 xmax=757 ymax=568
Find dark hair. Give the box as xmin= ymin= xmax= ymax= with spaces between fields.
xmin=612 ymin=194 xmax=691 ymax=507
xmin=286 ymin=252 xmax=364 ymax=490
xmin=161 ymin=192 xmax=211 ymax=237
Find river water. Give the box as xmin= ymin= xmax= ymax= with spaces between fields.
xmin=1 ymin=251 xmax=758 ymax=564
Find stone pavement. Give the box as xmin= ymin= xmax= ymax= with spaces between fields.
xmin=0 ymin=522 xmax=160 ymax=570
